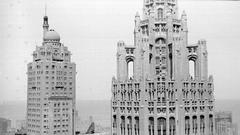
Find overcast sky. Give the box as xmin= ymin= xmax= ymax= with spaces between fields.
xmin=0 ymin=0 xmax=240 ymax=102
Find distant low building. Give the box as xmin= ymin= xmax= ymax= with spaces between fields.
xmin=76 ymin=116 xmax=110 ymax=135
xmin=15 ymin=120 xmax=26 ymax=131
xmin=215 ymin=111 xmax=238 ymax=135
xmin=231 ymin=123 xmax=238 ymax=135
xmin=0 ymin=117 xmax=11 ymax=135
xmin=15 ymin=129 xmax=27 ymax=135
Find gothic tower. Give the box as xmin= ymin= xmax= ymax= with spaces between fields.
xmin=111 ymin=0 xmax=215 ymax=135
xmin=27 ymin=14 xmax=76 ymax=135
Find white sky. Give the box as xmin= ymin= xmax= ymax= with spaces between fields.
xmin=0 ymin=0 xmax=240 ymax=102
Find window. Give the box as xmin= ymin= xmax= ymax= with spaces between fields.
xmin=189 ymin=60 xmax=195 ymax=79
xmin=156 ymin=57 xmax=160 ymax=65
xmin=149 ymin=53 xmax=153 ymax=64
xmin=156 ymin=67 xmax=160 ymax=75
xmin=127 ymin=61 xmax=134 ymax=79
xmin=158 ymin=8 xmax=163 ymax=19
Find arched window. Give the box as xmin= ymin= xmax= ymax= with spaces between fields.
xmin=127 ymin=61 xmax=134 ymax=79
xmin=156 ymin=38 xmax=165 ymax=45
xmin=158 ymin=8 xmax=163 ymax=19
xmin=113 ymin=115 xmax=117 ymax=128
xmin=148 ymin=117 xmax=154 ymax=135
xmin=157 ymin=117 xmax=166 ymax=135
xmin=127 ymin=116 xmax=132 ymax=135
xmin=192 ymin=116 xmax=197 ymax=135
xmin=209 ymin=115 xmax=214 ymax=135
xmin=185 ymin=116 xmax=190 ymax=135
xmin=121 ymin=116 xmax=126 ymax=135
xmin=200 ymin=115 xmax=205 ymax=134
xmin=169 ymin=117 xmax=176 ymax=135
xmin=189 ymin=60 xmax=195 ymax=79
xmin=134 ymin=117 xmax=139 ymax=135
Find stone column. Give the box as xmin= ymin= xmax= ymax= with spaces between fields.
xmin=166 ymin=118 xmax=169 ymax=135
xmin=197 ymin=115 xmax=200 ymax=135
xmin=154 ymin=116 xmax=157 ymax=135
xmin=189 ymin=116 xmax=192 ymax=135
xmin=166 ymin=99 xmax=169 ymax=135
xmin=125 ymin=116 xmax=127 ymax=135
xmin=131 ymin=116 xmax=134 ymax=135
xmin=117 ymin=111 xmax=121 ymax=135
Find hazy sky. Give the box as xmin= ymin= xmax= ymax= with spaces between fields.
xmin=0 ymin=0 xmax=240 ymax=102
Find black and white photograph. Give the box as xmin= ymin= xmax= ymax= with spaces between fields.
xmin=0 ymin=0 xmax=239 ymax=135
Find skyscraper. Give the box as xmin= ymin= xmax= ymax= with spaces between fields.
xmin=26 ymin=14 xmax=76 ymax=135
xmin=111 ymin=0 xmax=215 ymax=135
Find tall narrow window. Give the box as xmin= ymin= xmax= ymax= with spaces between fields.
xmin=192 ymin=116 xmax=197 ymax=135
xmin=189 ymin=60 xmax=195 ymax=79
xmin=127 ymin=116 xmax=132 ymax=135
xmin=209 ymin=115 xmax=214 ymax=135
xmin=128 ymin=61 xmax=134 ymax=79
xmin=113 ymin=115 xmax=117 ymax=128
xmin=135 ymin=117 xmax=139 ymax=135
xmin=158 ymin=8 xmax=163 ymax=19
xmin=157 ymin=118 xmax=166 ymax=135
xmin=121 ymin=116 xmax=125 ymax=135
xmin=149 ymin=53 xmax=153 ymax=64
xmin=169 ymin=117 xmax=176 ymax=135
xmin=200 ymin=115 xmax=205 ymax=134
xmin=168 ymin=44 xmax=173 ymax=80
xmin=185 ymin=116 xmax=190 ymax=135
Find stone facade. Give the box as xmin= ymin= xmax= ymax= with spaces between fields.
xmin=111 ymin=0 xmax=215 ymax=135
xmin=26 ymin=15 xmax=76 ymax=135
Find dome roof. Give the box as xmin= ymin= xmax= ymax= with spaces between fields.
xmin=44 ymin=29 xmax=60 ymax=41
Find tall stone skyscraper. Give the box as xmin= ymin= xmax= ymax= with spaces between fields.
xmin=111 ymin=0 xmax=215 ymax=135
xmin=27 ymin=14 xmax=76 ymax=135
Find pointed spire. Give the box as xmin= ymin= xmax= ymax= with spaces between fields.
xmin=43 ymin=4 xmax=49 ymax=39
xmin=45 ymin=3 xmax=47 ymax=16
xmin=181 ymin=10 xmax=188 ymax=31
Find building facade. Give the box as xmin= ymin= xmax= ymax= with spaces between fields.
xmin=111 ymin=0 xmax=215 ymax=135
xmin=0 ymin=117 xmax=11 ymax=135
xmin=215 ymin=111 xmax=238 ymax=135
xmin=26 ymin=15 xmax=76 ymax=135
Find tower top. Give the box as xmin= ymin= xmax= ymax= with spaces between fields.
xmin=44 ymin=29 xmax=61 ymax=41
xmin=43 ymin=4 xmax=49 ymax=39
xmin=142 ymin=0 xmax=178 ymax=19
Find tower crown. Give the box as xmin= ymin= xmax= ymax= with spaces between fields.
xmin=44 ymin=29 xmax=60 ymax=41
xmin=143 ymin=0 xmax=178 ymax=19
xmin=43 ymin=15 xmax=49 ymax=39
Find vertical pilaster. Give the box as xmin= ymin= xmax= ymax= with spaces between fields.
xmin=154 ymin=116 xmax=157 ymax=135
xmin=197 ymin=115 xmax=200 ymax=135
